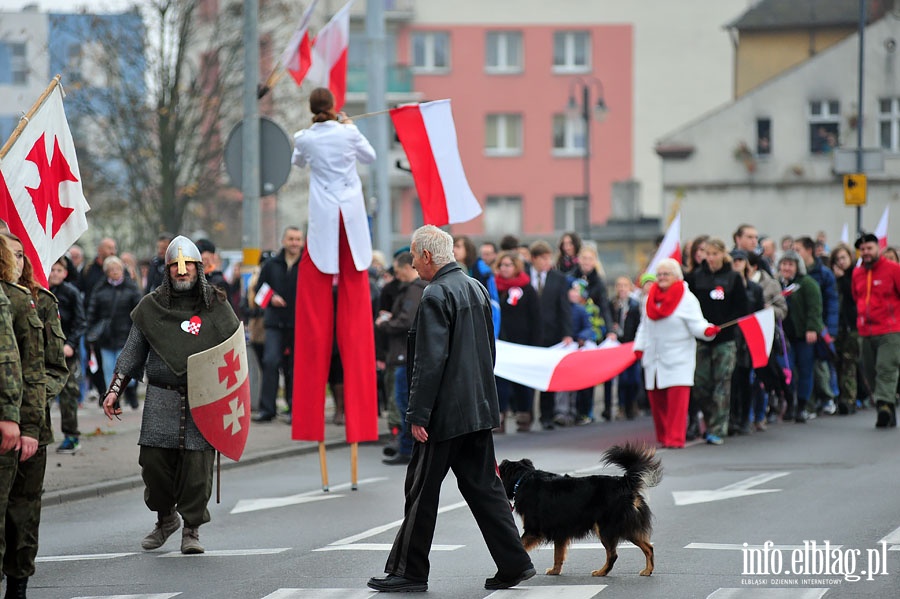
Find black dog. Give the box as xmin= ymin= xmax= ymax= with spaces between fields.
xmin=498 ymin=443 xmax=662 ymax=577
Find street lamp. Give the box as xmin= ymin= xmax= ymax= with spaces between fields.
xmin=567 ymin=76 xmax=607 ymax=237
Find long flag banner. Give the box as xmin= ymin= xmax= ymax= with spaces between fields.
xmin=390 ymin=99 xmax=482 ymax=227
xmin=306 ymin=0 xmax=353 ymax=111
xmin=875 ymin=206 xmax=889 ymax=250
xmin=646 ymin=212 xmax=681 ymax=275
xmin=279 ymin=0 xmax=321 ymax=86
xmin=0 ymin=78 xmax=89 ymax=287
xmin=736 ymin=307 xmax=775 ymax=368
xmin=495 ymin=339 xmax=637 ymax=392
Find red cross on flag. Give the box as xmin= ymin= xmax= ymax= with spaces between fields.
xmin=187 ymin=323 xmax=252 ymax=461
xmin=0 ymin=77 xmax=89 ymax=287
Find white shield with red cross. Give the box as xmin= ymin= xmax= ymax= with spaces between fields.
xmin=187 ymin=323 xmax=251 ymax=461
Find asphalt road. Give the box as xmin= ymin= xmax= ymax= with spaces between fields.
xmin=31 ymin=411 xmax=900 ymax=599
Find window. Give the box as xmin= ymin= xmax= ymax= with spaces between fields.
xmin=552 ymin=114 xmax=586 ymax=155
xmin=485 ymin=114 xmax=522 ymax=155
xmin=879 ymin=98 xmax=900 ymax=152
xmin=484 ymin=196 xmax=522 ymax=236
xmin=553 ymin=31 xmax=590 ymax=72
xmin=808 ymin=100 xmax=840 ymax=154
xmin=411 ymin=31 xmax=449 ymax=72
xmin=554 ymin=196 xmax=589 ymax=235
xmin=485 ymin=31 xmax=522 ymax=73
xmin=0 ymin=42 xmax=28 ymax=85
xmin=756 ymin=118 xmax=771 ymax=156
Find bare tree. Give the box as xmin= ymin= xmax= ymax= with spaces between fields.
xmin=58 ymin=0 xmax=244 ymax=247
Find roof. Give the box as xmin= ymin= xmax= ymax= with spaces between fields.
xmin=728 ymin=0 xmax=890 ymax=31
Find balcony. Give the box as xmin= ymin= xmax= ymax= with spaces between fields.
xmin=347 ymin=0 xmax=415 ymax=22
xmin=347 ymin=64 xmax=413 ymax=95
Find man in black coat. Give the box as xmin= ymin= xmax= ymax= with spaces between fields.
xmin=528 ymin=240 xmax=573 ymax=429
xmin=252 ymin=226 xmax=303 ymax=422
xmin=368 ymin=226 xmax=535 ymax=593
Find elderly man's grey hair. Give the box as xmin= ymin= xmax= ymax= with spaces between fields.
xmin=411 ymin=225 xmax=454 ymax=266
xmin=102 ymin=255 xmax=125 ymax=274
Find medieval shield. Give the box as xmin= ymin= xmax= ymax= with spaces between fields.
xmin=187 ymin=323 xmax=251 ymax=461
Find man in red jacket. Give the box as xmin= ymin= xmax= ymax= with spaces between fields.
xmin=851 ymin=233 xmax=900 ymax=428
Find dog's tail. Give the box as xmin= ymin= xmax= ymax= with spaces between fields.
xmin=602 ymin=443 xmax=663 ymax=490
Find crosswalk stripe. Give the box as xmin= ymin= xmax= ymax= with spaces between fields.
xmin=72 ymin=594 xmax=181 ymax=599
xmin=231 ymin=478 xmax=386 ymax=514
xmin=158 ymin=548 xmax=291 ymax=558
xmin=685 ymin=543 xmax=843 ymax=551
xmin=486 ymin=586 xmax=607 ymax=598
xmin=707 ymin=589 xmax=829 ymax=598
xmin=261 ymin=590 xmax=376 ymax=599
xmin=878 ymin=524 xmax=900 ymax=550
xmin=37 ymin=552 xmax=137 ymax=563
xmin=313 ymin=543 xmax=463 ymax=552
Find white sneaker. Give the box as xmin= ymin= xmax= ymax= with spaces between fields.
xmin=822 ymin=400 xmax=837 ymax=415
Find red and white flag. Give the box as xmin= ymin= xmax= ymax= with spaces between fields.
xmin=390 ymin=99 xmax=482 ymax=227
xmin=0 ymin=81 xmax=89 ymax=287
xmin=254 ymin=281 xmax=274 ymax=308
xmin=279 ymin=0 xmax=321 ymax=86
xmin=494 ymin=339 xmax=637 ymax=392
xmin=840 ymin=223 xmax=849 ymax=245
xmin=875 ymin=206 xmax=889 ymax=250
xmin=646 ymin=212 xmax=681 ymax=275
xmin=307 ymin=0 xmax=353 ymax=111
xmin=736 ymin=307 xmax=775 ymax=369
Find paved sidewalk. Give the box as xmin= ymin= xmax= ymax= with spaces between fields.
xmin=43 ymin=398 xmax=391 ymax=505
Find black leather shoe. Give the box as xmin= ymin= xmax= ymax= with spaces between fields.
xmin=485 ymin=567 xmax=536 ymax=590
xmin=382 ymin=454 xmax=411 ymax=466
xmin=367 ymin=574 xmax=427 ymax=592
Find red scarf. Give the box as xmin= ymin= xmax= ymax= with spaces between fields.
xmin=646 ymin=281 xmax=685 ymax=321
xmin=496 ymin=271 xmax=530 ymax=293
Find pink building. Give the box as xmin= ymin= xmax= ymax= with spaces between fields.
xmin=392 ymin=23 xmax=634 ymax=241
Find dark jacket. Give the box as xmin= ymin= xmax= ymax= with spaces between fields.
xmin=86 ymin=278 xmax=141 ymax=350
xmin=50 ymin=280 xmax=86 ymax=350
xmin=79 ymin=259 xmax=106 ymax=308
xmin=378 ymin=278 xmax=427 ymax=367
xmin=534 ymin=268 xmax=573 ymax=346
xmin=145 ymin=255 xmax=166 ymax=294
xmin=610 ymin=296 xmax=640 ymax=343
xmin=406 ymin=263 xmax=499 ymax=442
xmin=835 ymin=269 xmax=857 ymax=333
xmin=806 ymin=258 xmax=839 ymax=334
xmin=686 ymin=260 xmax=749 ymax=344
xmin=255 ymin=248 xmax=300 ymax=329
xmin=581 ymin=269 xmax=613 ymax=335
xmin=498 ymin=280 xmax=541 ymax=346
xmin=782 ymin=274 xmax=824 ymax=341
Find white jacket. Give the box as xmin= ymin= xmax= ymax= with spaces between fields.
xmin=292 ymin=121 xmax=376 ymax=274
xmin=633 ymin=281 xmax=714 ymax=390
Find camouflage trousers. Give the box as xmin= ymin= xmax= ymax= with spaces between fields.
xmin=383 ymin=367 xmax=401 ymax=431
xmin=58 ymin=355 xmax=82 ymax=437
xmin=693 ymin=341 xmax=737 ymax=438
xmin=3 ymin=445 xmax=47 ymax=579
xmin=0 ymin=451 xmax=16 ymax=568
xmin=835 ymin=329 xmax=860 ymax=404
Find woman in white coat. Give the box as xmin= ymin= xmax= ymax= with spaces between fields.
xmin=633 ymin=259 xmax=719 ymax=448
xmin=291 ymin=87 xmax=378 ymax=444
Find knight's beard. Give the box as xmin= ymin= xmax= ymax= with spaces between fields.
xmin=172 ymin=276 xmax=197 ymax=291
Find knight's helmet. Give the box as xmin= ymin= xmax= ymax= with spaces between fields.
xmin=165 ymin=235 xmax=203 ymax=275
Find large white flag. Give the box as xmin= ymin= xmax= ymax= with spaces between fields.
xmin=307 ymin=0 xmax=354 ymax=111
xmin=646 ymin=212 xmax=681 ymax=275
xmin=0 ymin=81 xmax=89 ymax=286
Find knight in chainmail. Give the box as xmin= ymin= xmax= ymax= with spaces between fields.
xmin=103 ymin=235 xmax=239 ymax=555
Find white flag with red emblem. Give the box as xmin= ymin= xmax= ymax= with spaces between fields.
xmin=736 ymin=308 xmax=775 ymax=368
xmin=494 ymin=339 xmax=637 ymax=392
xmin=646 ymin=212 xmax=681 ymax=275
xmin=0 ymin=80 xmax=89 ymax=287
xmin=279 ymin=0 xmax=321 ymax=86
xmin=187 ymin=323 xmax=252 ymax=461
xmin=306 ymin=0 xmax=353 ymax=111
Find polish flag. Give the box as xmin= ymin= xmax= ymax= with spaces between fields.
xmin=307 ymin=0 xmax=353 ymax=111
xmin=254 ymin=282 xmax=274 ymax=308
xmin=840 ymin=223 xmax=849 ymax=245
xmin=874 ymin=206 xmax=889 ymax=250
xmin=0 ymin=81 xmax=89 ymax=287
xmin=390 ymin=99 xmax=482 ymax=227
xmin=494 ymin=339 xmax=637 ymax=392
xmin=279 ymin=0 xmax=320 ymax=86
xmin=646 ymin=212 xmax=681 ymax=275
xmin=736 ymin=308 xmax=775 ymax=369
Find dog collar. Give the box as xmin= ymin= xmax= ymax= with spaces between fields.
xmin=512 ymin=476 xmax=523 ymax=499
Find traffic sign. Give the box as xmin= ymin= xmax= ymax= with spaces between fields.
xmin=843 ymin=174 xmax=867 ymax=206
xmin=224 ymin=116 xmax=293 ymax=197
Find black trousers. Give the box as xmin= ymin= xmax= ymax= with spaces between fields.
xmin=384 ymin=429 xmax=532 ymax=582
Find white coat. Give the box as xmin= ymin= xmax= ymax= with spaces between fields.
xmin=292 ymin=120 xmax=376 ymax=274
xmin=633 ymin=281 xmax=714 ymax=390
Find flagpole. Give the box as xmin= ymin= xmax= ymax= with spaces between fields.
xmin=0 ymin=74 xmax=62 ymax=160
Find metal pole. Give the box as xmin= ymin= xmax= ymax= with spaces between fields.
xmin=855 ymin=0 xmax=866 ymax=236
xmin=583 ymin=84 xmax=591 ymax=238
xmin=366 ymin=0 xmax=391 ymax=254
xmin=242 ymin=0 xmax=261 ymax=267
